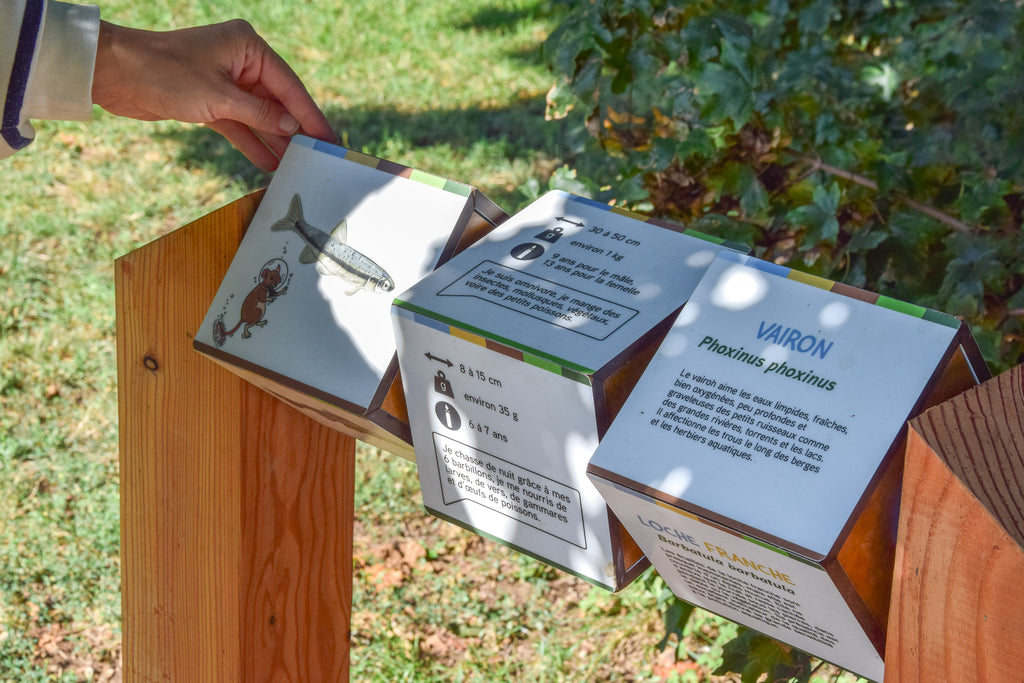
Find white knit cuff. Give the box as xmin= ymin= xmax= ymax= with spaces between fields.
xmin=23 ymin=1 xmax=100 ymax=121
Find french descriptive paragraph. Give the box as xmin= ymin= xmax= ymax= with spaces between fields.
xmin=665 ymin=547 xmax=839 ymax=649
xmin=435 ymin=434 xmax=585 ymax=546
xmin=650 ymin=368 xmax=851 ymax=475
xmin=441 ymin=261 xmax=637 ymax=341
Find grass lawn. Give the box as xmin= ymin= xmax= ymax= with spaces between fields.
xmin=0 ymin=0 xmax=866 ymax=680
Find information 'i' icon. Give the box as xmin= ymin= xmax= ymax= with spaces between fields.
xmin=510 ymin=243 xmax=545 ymax=260
xmin=435 ymin=400 xmax=461 ymax=430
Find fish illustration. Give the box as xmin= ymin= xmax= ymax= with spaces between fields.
xmin=271 ymin=193 xmax=395 ymax=295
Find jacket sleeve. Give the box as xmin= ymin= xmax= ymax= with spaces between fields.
xmin=2 ymin=0 xmax=100 ymax=160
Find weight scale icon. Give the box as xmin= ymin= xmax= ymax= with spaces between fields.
xmin=432 ymin=368 xmax=461 ymax=430
xmin=509 ymin=224 xmax=567 ymax=261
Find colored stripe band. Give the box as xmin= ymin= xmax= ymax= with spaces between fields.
xmin=393 ymin=301 xmax=595 ymax=382
xmin=682 ymin=229 xmax=751 ymax=253
xmin=309 ymin=139 xmax=347 ymax=159
xmin=523 ymin=353 xmax=561 ymax=375
xmin=410 ymin=169 xmax=447 ymax=189
xmin=656 ymin=500 xmax=699 ymax=521
xmin=302 ymin=137 xmax=473 ymax=197
xmin=719 ymin=251 xmax=959 ymax=328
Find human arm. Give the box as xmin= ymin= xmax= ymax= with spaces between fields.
xmin=2 ymin=0 xmax=336 ymax=169
xmin=90 ymin=18 xmax=337 ymax=171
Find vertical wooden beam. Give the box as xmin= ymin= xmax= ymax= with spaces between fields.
xmin=116 ymin=192 xmax=353 ymax=682
xmin=886 ymin=364 xmax=1024 ymax=682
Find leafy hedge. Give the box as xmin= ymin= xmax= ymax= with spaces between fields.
xmin=544 ymin=0 xmax=1024 ymax=374
xmin=541 ymin=1 xmax=1023 ymax=680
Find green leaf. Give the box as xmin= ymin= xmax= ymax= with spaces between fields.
xmin=863 ymin=63 xmax=899 ymax=101
xmin=676 ymin=128 xmax=717 ymax=160
xmin=969 ymin=323 xmax=1010 ymax=372
xmin=656 ymin=598 xmax=696 ymax=652
xmin=844 ymin=227 xmax=889 ymax=253
xmin=933 ymin=232 xmax=1003 ymax=315
xmin=697 ymin=62 xmax=755 ymax=126
xmin=718 ymin=33 xmax=755 ymax=85
xmin=691 ymin=213 xmax=762 ymax=246
xmin=548 ymin=166 xmax=593 ymax=197
xmin=787 ymin=183 xmax=841 ymax=246
xmin=936 ymin=234 xmax=1006 ymax=315
xmin=739 ymin=179 xmax=768 ymax=218
xmin=612 ymin=172 xmax=652 ymax=204
xmin=720 ymin=162 xmax=767 ymax=217
xmin=888 ymin=210 xmax=946 ymax=249
xmin=714 ymin=628 xmax=756 ymax=678
xmin=713 ymin=14 xmax=753 ymax=52
xmin=519 ymin=177 xmax=542 ymax=203
xmin=954 ymin=179 xmax=1011 ymax=224
xmin=611 ymin=63 xmax=634 ymax=94
xmin=545 ymin=80 xmax=577 ymax=121
xmin=944 ymin=233 xmax=1006 ymax=290
xmin=797 ymin=0 xmax=834 ymax=34
xmin=572 ymin=58 xmax=603 ymax=98
xmin=651 ymin=136 xmax=679 ymax=169
xmin=714 ymin=629 xmax=812 ymax=683
xmin=813 ymin=112 xmax=840 ymax=146
xmin=872 ymin=159 xmax=911 ymax=196
xmin=1005 ymin=284 xmax=1024 ymax=310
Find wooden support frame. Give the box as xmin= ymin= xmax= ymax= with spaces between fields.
xmin=114 ymin=185 xmax=1024 ymax=683
xmin=885 ymin=364 xmax=1024 ymax=682
xmin=116 ymin=191 xmax=354 ymax=682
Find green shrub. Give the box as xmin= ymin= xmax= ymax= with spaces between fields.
xmin=544 ymin=0 xmax=1024 ymax=375
xmin=543 ymin=1 xmax=1024 ymax=680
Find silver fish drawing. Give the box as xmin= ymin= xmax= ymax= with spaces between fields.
xmin=271 ymin=193 xmax=395 ymax=295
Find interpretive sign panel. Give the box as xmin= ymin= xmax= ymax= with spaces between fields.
xmin=194 ymin=136 xmax=505 ymax=456
xmin=588 ymin=251 xmax=988 ymax=679
xmin=392 ymin=190 xmax=747 ymax=589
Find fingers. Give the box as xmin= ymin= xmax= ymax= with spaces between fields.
xmin=207 ymin=119 xmax=282 ymax=172
xmin=208 ymin=89 xmax=312 ymax=170
xmin=250 ymin=44 xmax=338 ymax=144
xmin=210 ymin=20 xmax=338 ymax=147
xmin=220 ymin=87 xmax=302 ymax=140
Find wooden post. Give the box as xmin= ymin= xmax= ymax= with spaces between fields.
xmin=885 ymin=364 xmax=1024 ymax=682
xmin=116 ymin=191 xmax=354 ymax=682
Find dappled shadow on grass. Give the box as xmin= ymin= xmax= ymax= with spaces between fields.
xmin=460 ymin=0 xmax=552 ymax=33
xmin=455 ymin=0 xmax=569 ymax=63
xmin=158 ymin=0 xmax=573 ymax=203
xmin=332 ymin=97 xmax=556 ymax=153
xmin=161 ymin=94 xmax=572 ymax=210
xmin=156 ymin=123 xmax=275 ymax=193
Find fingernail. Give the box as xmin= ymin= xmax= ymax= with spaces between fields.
xmin=279 ymin=113 xmax=300 ymax=134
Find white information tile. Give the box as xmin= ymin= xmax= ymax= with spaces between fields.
xmin=592 ymin=478 xmax=884 ymax=682
xmin=590 ymin=251 xmax=960 ymax=557
xmin=397 ymin=190 xmax=734 ymax=373
xmin=196 ymin=137 xmax=471 ymax=410
xmin=393 ymin=310 xmax=619 ymax=585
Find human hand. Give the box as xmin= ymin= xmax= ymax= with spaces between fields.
xmin=91 ymin=19 xmax=337 ymax=171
